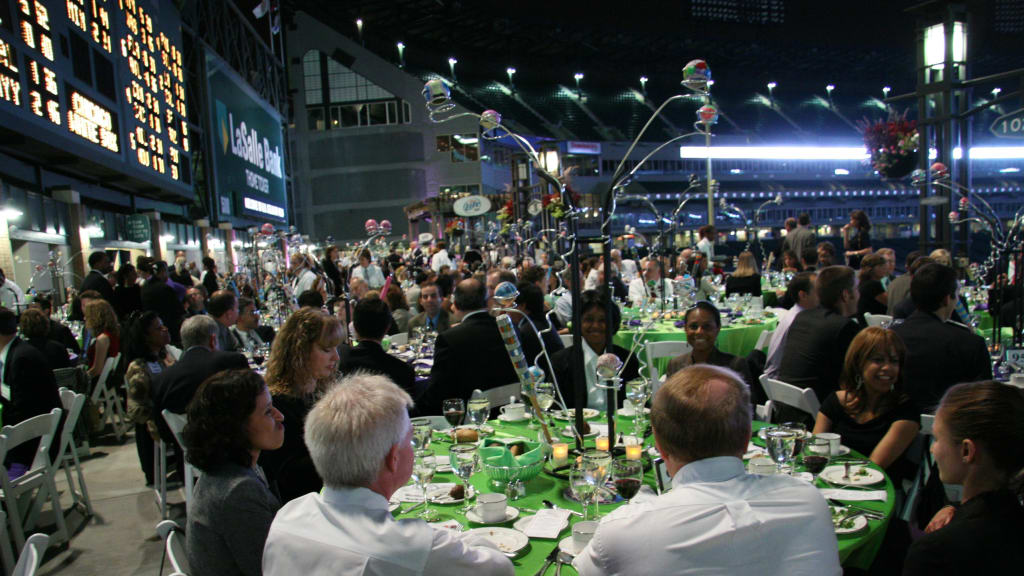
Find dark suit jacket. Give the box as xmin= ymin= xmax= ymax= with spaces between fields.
xmin=338 ymin=340 xmax=419 ymax=399
xmin=891 ymin=309 xmax=991 ymax=411
xmin=725 ymin=274 xmax=762 ymax=297
xmin=783 ymin=226 xmax=816 ymax=257
xmin=48 ymin=321 xmax=81 ymax=355
xmin=80 ymin=269 xmax=115 ymax=302
xmin=545 ymin=343 xmax=640 ymax=410
xmin=113 ymin=284 xmax=143 ymax=320
xmin=778 ymin=307 xmax=861 ymax=402
xmin=1 ymin=337 xmax=62 ymax=426
xmin=407 ymin=309 xmax=451 ymax=335
xmin=151 ymin=346 xmax=248 ymax=419
xmin=142 ymin=279 xmax=185 ymax=346
xmin=26 ymin=337 xmax=71 ymax=370
xmin=419 ymin=311 xmax=520 ymax=415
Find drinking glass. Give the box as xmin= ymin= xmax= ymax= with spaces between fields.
xmin=570 ymin=460 xmax=599 ymax=520
xmin=766 ymin=428 xmax=798 ymax=475
xmin=535 ymin=382 xmax=555 ymax=422
xmin=442 ymin=398 xmax=465 ymax=428
xmin=449 ymin=444 xmax=477 ymax=512
xmin=412 ymin=450 xmax=439 ymax=521
xmin=780 ymin=422 xmax=807 ymax=456
xmin=466 ymin=398 xmax=490 ymax=430
xmin=625 ymin=380 xmax=650 ymax=434
xmin=612 ymin=458 xmax=644 ymax=503
xmin=411 ymin=418 xmax=432 ymax=450
xmin=582 ymin=449 xmax=612 ymax=518
xmin=803 ymin=436 xmax=831 ymax=480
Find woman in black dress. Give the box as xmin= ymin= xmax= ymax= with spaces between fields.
xmin=857 ymin=253 xmax=889 ymax=318
xmin=725 ymin=251 xmax=762 ymax=297
xmin=843 ymin=209 xmax=873 ymax=269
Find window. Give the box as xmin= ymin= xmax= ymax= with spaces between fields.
xmin=451 ymin=134 xmax=479 ymax=162
xmin=308 ymin=108 xmax=325 ymax=131
xmin=303 ymin=50 xmax=323 ymax=105
xmin=436 ymin=135 xmax=451 ymax=153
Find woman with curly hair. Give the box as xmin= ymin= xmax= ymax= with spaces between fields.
xmin=257 ymin=307 xmax=342 ymax=502
xmin=184 ymin=369 xmax=283 ymax=576
xmin=84 ymin=299 xmax=120 ymax=379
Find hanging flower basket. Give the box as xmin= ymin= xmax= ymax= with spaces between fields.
xmin=860 ymin=112 xmax=919 ymax=180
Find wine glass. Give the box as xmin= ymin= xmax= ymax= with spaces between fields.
xmin=766 ymin=427 xmax=798 ymax=475
xmin=411 ymin=418 xmax=432 ymax=450
xmin=612 ymin=458 xmax=643 ymax=503
xmin=570 ymin=460 xmax=598 ymax=520
xmin=582 ymin=449 xmax=612 ymax=518
xmin=803 ymin=436 xmax=831 ymax=481
xmin=625 ymin=380 xmax=650 ymax=435
xmin=534 ymin=382 xmax=555 ymax=423
xmin=466 ymin=397 xmax=490 ymax=431
xmin=780 ymin=422 xmax=808 ymax=456
xmin=412 ymin=450 xmax=439 ymax=521
xmin=449 ymin=444 xmax=477 ymax=512
xmin=442 ymin=398 xmax=465 ymax=428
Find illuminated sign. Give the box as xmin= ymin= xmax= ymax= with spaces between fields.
xmin=67 ymin=89 xmax=118 ymax=151
xmin=243 ymin=196 xmax=285 ymax=219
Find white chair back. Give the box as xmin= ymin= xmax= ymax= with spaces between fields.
xmin=0 ymin=409 xmax=68 ymax=551
xmin=89 ymin=353 xmax=128 ymax=441
xmin=56 ymin=388 xmax=92 ymax=514
xmin=864 ymin=313 xmax=893 ymax=328
xmin=10 ymin=533 xmax=48 ymax=576
xmin=755 ymin=401 xmax=774 ymax=423
xmin=758 ymin=375 xmax=821 ymax=418
xmin=156 ymin=520 xmax=189 ymax=576
xmin=483 ymin=382 xmax=522 ymax=410
xmin=559 ymin=334 xmax=573 ymax=348
xmin=645 ymin=341 xmax=692 ymax=395
xmin=920 ymin=413 xmax=935 ymax=436
xmin=0 ymin=510 xmax=14 ymax=576
xmin=755 ymin=329 xmax=774 ymax=352
xmin=161 ymin=410 xmax=197 ymax=515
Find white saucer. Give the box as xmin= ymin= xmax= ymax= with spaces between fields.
xmin=498 ymin=413 xmax=530 ymax=423
xmin=388 ymin=501 xmax=401 ymax=513
xmin=558 ymin=535 xmax=585 ymax=557
xmin=465 ymin=505 xmax=520 ymax=524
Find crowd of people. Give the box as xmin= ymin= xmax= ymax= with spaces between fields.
xmin=0 ymin=209 xmax=1021 ymax=575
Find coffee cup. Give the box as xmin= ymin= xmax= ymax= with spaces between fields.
xmin=476 ymin=493 xmax=507 ymax=523
xmin=816 ymin=432 xmax=842 ymax=456
xmin=572 ymin=520 xmax=598 ymax=551
xmin=500 ymin=403 xmax=526 ymax=420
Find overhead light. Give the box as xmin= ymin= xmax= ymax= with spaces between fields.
xmin=574 ymin=72 xmax=584 ymax=81
xmin=448 ymin=57 xmax=458 ymax=66
xmin=882 ymin=86 xmax=891 ymax=96
xmin=82 ymin=225 xmax=103 ymax=238
xmin=826 ymin=84 xmax=835 ymax=94
xmin=640 ymin=75 xmax=648 ymax=84
xmin=992 ymin=87 xmax=1001 ymax=97
xmin=729 ymin=168 xmax=743 ymax=174
xmin=160 ymin=233 xmax=175 ymax=242
xmin=999 ymin=167 xmax=1020 ymax=173
xmin=834 ymin=168 xmax=850 ymax=175
xmin=924 ymin=21 xmax=966 ymax=68
xmin=506 ymin=67 xmax=516 ymax=76
xmin=0 ymin=206 xmax=22 ymax=219
xmin=680 ymin=145 xmax=869 ymax=161
xmin=766 ymin=81 xmax=777 ymax=90
xmin=396 ymin=41 xmax=404 ymax=49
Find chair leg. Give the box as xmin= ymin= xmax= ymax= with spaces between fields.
xmin=0 ymin=517 xmax=13 ymax=576
xmin=68 ymin=441 xmax=93 ymax=515
xmin=4 ymin=494 xmax=25 ymax=554
xmin=44 ymin=475 xmax=69 ymax=546
xmin=183 ymin=462 xmax=194 ymax=516
xmin=154 ymin=439 xmax=167 ymax=519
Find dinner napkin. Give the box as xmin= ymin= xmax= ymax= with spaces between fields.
xmin=521 ymin=509 xmax=571 ymax=539
xmin=479 ymin=440 xmax=544 ymax=467
xmin=819 ymin=489 xmax=887 ymax=501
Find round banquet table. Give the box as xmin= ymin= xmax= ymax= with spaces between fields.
xmin=394 ymin=414 xmax=894 ymax=574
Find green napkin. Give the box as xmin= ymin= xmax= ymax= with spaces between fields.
xmin=480 ymin=439 xmax=544 ymax=467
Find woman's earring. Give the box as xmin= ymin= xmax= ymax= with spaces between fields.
xmin=856 ymin=377 xmax=864 ymax=391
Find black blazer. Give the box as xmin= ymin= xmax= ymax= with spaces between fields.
xmin=142 ymin=279 xmax=186 ymax=346
xmin=545 ymin=343 xmax=640 ymax=410
xmin=80 ymin=269 xmax=115 ymax=302
xmin=113 ymin=284 xmax=143 ymax=320
xmin=419 ymin=311 xmax=520 ymax=415
xmin=1 ymin=337 xmax=62 ymax=426
xmin=339 ymin=340 xmax=419 ymax=399
xmin=151 ymin=346 xmax=248 ymax=418
xmin=26 ymin=337 xmax=71 ymax=370
xmin=778 ymin=307 xmax=861 ymax=402
xmin=725 ymin=274 xmax=762 ymax=297
xmin=48 ymin=321 xmax=81 ymax=355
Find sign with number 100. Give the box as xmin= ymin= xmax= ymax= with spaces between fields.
xmin=990 ymin=108 xmax=1024 ymax=139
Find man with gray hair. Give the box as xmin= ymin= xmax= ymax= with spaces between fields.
xmin=262 ymin=373 xmax=513 ymax=575
xmin=573 ymin=364 xmax=840 ymax=575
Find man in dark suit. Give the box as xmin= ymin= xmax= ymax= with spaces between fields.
xmin=892 ymin=263 xmax=991 ymax=412
xmin=784 ymin=213 xmax=816 ymax=260
xmin=208 ymin=290 xmax=241 ymax=353
xmin=778 ymin=265 xmax=862 ymax=403
xmin=419 ymin=279 xmax=519 ymax=415
xmin=339 ymin=296 xmax=418 ymax=399
xmin=19 ymin=309 xmax=71 ymax=369
xmin=29 ymin=294 xmax=81 ymax=355
xmin=0 ymin=308 xmax=62 ymax=464
xmin=406 ymin=282 xmax=450 ymax=334
xmin=79 ymin=251 xmax=115 ymax=303
xmin=141 ymin=260 xmax=186 ymax=346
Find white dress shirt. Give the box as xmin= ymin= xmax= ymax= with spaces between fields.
xmin=627 ymin=277 xmax=673 ymax=308
xmin=573 ymin=456 xmax=841 ymax=576
xmin=697 ymin=237 xmax=715 ymax=261
xmin=263 ymin=486 xmax=512 ymax=576
xmin=554 ymin=290 xmax=572 ymax=326
xmin=351 ymin=264 xmax=386 ymax=290
xmin=763 ymin=304 xmax=806 ymax=379
xmin=581 ymin=340 xmax=606 ymax=411
xmin=0 ymin=337 xmax=13 ymax=401
xmin=231 ymin=326 xmax=265 ymax=351
xmin=430 ymin=249 xmax=452 ymax=273
xmin=619 ymin=259 xmax=638 ymax=284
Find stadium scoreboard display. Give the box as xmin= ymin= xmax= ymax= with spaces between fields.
xmin=0 ymin=0 xmax=191 ymax=198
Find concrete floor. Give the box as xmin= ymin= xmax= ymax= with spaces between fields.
xmin=24 ymin=430 xmax=187 ymax=576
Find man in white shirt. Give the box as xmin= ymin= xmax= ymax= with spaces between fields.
xmin=351 ymin=249 xmax=386 ymax=290
xmin=573 ymin=364 xmax=841 ymax=576
xmin=430 ymin=241 xmax=452 ymax=273
xmin=263 ymin=373 xmax=513 ymax=576
xmin=763 ymin=271 xmax=818 ymax=379
xmin=613 ymin=249 xmax=638 ymax=284
xmin=628 ymin=259 xmax=673 ymax=308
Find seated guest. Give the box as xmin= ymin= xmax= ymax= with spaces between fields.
xmin=385 ymin=284 xmax=412 ymax=334
xmin=546 ymin=290 xmax=639 ymax=410
xmin=339 ymin=297 xmax=417 ymax=399
xmin=84 ymin=299 xmax=121 ymax=380
xmin=28 ymin=295 xmax=81 ymax=354
xmin=113 ymin=264 xmax=143 ymax=320
xmin=231 ymin=297 xmax=266 ymax=351
xmin=887 ymin=251 xmax=923 ymax=316
xmin=573 ymin=364 xmax=840 ymax=575
xmin=903 ymin=381 xmax=1024 ymax=575
xmin=349 ymin=248 xmax=386 ymax=290
xmin=296 ymin=289 xmax=325 ymax=309
xmin=0 ymin=308 xmax=61 ymax=465
xmin=407 ymin=282 xmax=449 ymax=334
xmin=817 ymin=241 xmax=837 ymax=268
xmin=486 ymin=269 xmax=517 ymax=309
xmin=257 ymin=308 xmax=342 ymax=503
xmin=185 ymin=286 xmax=208 ymax=317
xmin=780 ymin=250 xmax=802 ymax=274
xmin=891 ymin=263 xmax=990 ymax=411
xmin=779 ymin=265 xmax=861 ymax=403
xmin=628 ymin=259 xmax=673 ymax=308
xmin=20 ymin=309 xmax=70 ymax=369
xmin=124 ymin=311 xmax=178 ymax=486
xmin=764 ymin=272 xmax=818 ymax=378
xmin=665 ymin=301 xmax=750 ymax=382
xmin=349 ymin=277 xmax=369 ymax=301
xmin=262 ymin=373 xmax=513 ymax=575
xmin=799 ymin=246 xmax=819 ymax=272
xmin=891 ymin=257 xmax=936 ymax=320
xmin=169 ymin=256 xmax=194 ymax=287
xmin=857 ymin=253 xmax=889 ymax=318
xmin=725 ymin=251 xmax=762 ymax=297
xmin=208 ymin=290 xmax=241 ymax=352
xmin=814 ymin=327 xmax=919 ymax=483
xmin=185 ymin=370 xmax=283 ymax=576
xmin=513 ymin=281 xmax=564 ymax=365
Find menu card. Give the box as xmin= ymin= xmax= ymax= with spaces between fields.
xmin=521 ymin=509 xmax=571 ymax=539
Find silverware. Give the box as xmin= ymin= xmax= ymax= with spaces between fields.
xmin=403 ymin=501 xmax=425 ymax=514
xmin=533 ymin=547 xmax=560 ymax=576
xmin=543 ymin=499 xmax=584 ymax=518
xmin=843 ymin=461 xmax=851 ymax=481
xmin=827 ymin=499 xmax=886 ymax=520
xmin=556 ymin=551 xmax=574 ymax=575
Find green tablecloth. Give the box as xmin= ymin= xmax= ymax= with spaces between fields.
xmin=975 ymin=310 xmax=1016 ymax=344
xmin=397 ymin=415 xmax=893 ymax=574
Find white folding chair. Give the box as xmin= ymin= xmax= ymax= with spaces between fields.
xmin=0 ymin=510 xmax=14 ymax=576
xmin=10 ymin=533 xmax=47 ymax=576
xmin=388 ymin=332 xmax=409 ymax=347
xmin=864 ymin=313 xmax=893 ymax=328
xmin=919 ymin=413 xmax=935 ymax=436
xmin=559 ymin=334 xmax=573 ymax=348
xmin=483 ymin=383 xmax=522 ymax=410
xmin=53 ymin=367 xmax=90 ymax=457
xmin=161 ymin=410 xmax=197 ymax=516
xmin=89 ymin=353 xmax=128 ymax=441
xmin=754 ymin=329 xmax=774 ymax=352
xmin=156 ymin=520 xmax=189 ymax=576
xmin=645 ymin=341 xmax=692 ymax=395
xmin=0 ymin=409 xmax=68 ymax=552
xmin=154 ymin=433 xmax=170 ymax=519
xmin=758 ymin=375 xmax=821 ymax=420
xmin=755 ymin=401 xmax=774 ymax=423
xmin=53 ymin=389 xmax=92 ymax=516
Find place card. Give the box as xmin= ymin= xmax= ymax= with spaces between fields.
xmin=819 ymin=489 xmax=887 ymax=501
xmin=522 ymin=509 xmax=571 ymax=539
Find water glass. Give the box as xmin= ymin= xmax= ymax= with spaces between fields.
xmin=467 ymin=398 xmax=490 ymax=430
xmin=449 ymin=444 xmax=477 ymax=512
xmin=412 ymin=450 xmax=439 ymax=521
xmin=625 ymin=380 xmax=650 ymax=433
xmin=581 ymin=449 xmax=612 ymax=518
xmin=535 ymin=382 xmax=555 ymax=422
xmin=411 ymin=418 xmax=432 ymax=450
xmin=765 ymin=428 xmax=798 ymax=475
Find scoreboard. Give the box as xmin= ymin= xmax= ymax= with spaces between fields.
xmin=0 ymin=0 xmax=191 ymax=198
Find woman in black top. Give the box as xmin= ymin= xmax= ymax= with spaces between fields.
xmin=814 ymin=327 xmax=919 ymax=484
xmin=725 ymin=251 xmax=762 ymax=297
xmin=857 ymin=253 xmax=889 ymax=318
xmin=843 ymin=209 xmax=873 ymax=269
xmin=903 ymin=381 xmax=1024 ymax=575
xmin=113 ymin=264 xmax=143 ymax=320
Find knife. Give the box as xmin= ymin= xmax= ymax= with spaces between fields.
xmin=533 ymin=547 xmax=560 ymax=576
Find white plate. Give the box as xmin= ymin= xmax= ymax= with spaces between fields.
xmin=558 ymin=535 xmax=585 ymax=557
xmin=512 ymin=514 xmax=570 ymax=538
xmin=498 ymin=413 xmax=531 ymax=423
xmin=423 ymin=455 xmax=453 ymax=473
xmin=464 ymin=527 xmax=529 ymax=555
xmin=561 ymin=426 xmax=599 ymax=439
xmin=430 ymin=519 xmax=463 ymax=532
xmin=388 ymin=501 xmax=401 ymax=513
xmin=552 ymin=409 xmax=600 ymax=420
xmin=392 ymin=483 xmax=475 ymax=504
xmin=466 ymin=505 xmax=520 ymax=524
xmin=618 ymin=406 xmax=650 ymax=417
xmin=820 ymin=465 xmax=885 ymax=486
xmin=831 ymin=507 xmax=869 ymax=535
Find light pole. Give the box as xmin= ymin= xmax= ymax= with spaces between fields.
xmin=574 ymin=72 xmax=584 ymax=99
xmin=355 ymin=18 xmax=363 ymax=46
xmin=448 ymin=57 xmax=458 ymax=82
xmin=506 ymin=67 xmax=516 ymax=90
xmin=396 ymin=42 xmax=405 ymax=68
xmin=639 ymin=75 xmax=648 ymax=95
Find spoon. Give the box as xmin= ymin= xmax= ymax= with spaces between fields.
xmin=543 ymin=499 xmax=584 ymax=518
xmin=555 ymin=551 xmax=574 ymax=575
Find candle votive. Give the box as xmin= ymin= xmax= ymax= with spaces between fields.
xmin=625 ymin=443 xmax=643 ymax=460
xmin=552 ymin=443 xmax=569 ymax=466
xmin=595 ymin=436 xmax=610 ymax=451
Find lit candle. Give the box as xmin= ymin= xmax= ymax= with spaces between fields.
xmin=626 ymin=444 xmax=643 ymax=460
xmin=595 ymin=436 xmax=610 ymax=451
xmin=552 ymin=443 xmax=569 ymax=466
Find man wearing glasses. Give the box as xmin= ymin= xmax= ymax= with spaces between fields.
xmin=231 ymin=297 xmax=265 ymax=350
